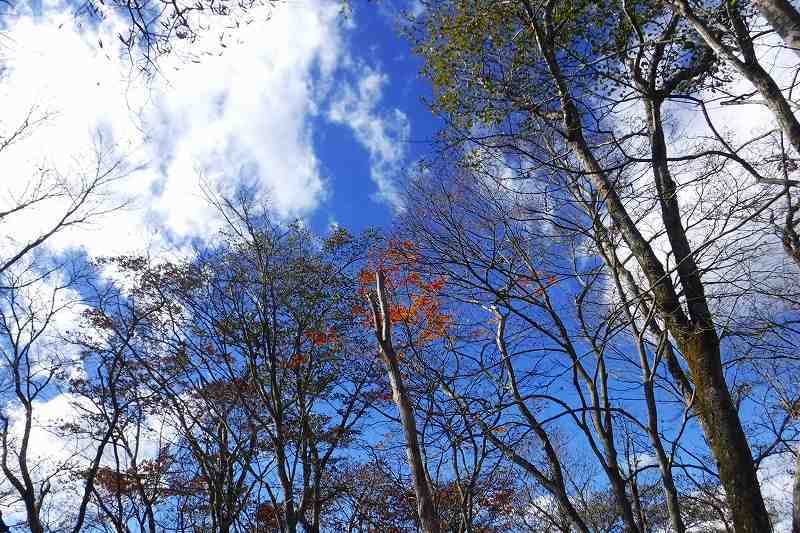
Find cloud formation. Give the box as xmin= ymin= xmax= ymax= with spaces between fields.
xmin=0 ymin=4 xmax=413 ymax=524
xmin=328 ymin=65 xmax=410 ymax=211
xmin=0 ymin=0 xmax=355 ymax=260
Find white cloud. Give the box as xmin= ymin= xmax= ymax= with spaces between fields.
xmin=327 ymin=65 xmax=410 ymax=210
xmin=0 ymin=393 xmax=97 ymax=525
xmin=146 ymin=1 xmax=345 ymax=238
xmin=0 ymin=0 xmax=347 ymax=260
xmin=588 ymin=31 xmax=800 ymax=325
xmin=758 ymin=452 xmax=796 ymax=533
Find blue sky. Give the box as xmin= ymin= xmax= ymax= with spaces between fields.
xmin=310 ymin=2 xmax=440 ymax=232
xmin=4 ymin=2 xmax=798 ymax=529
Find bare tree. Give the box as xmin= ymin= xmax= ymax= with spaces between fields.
xmin=408 ymin=0 xmax=800 ymax=530
xmin=0 ymin=259 xmax=126 ymax=533
xmin=84 ymin=193 xmax=380 ymax=533
xmin=0 ymin=112 xmax=127 ymax=279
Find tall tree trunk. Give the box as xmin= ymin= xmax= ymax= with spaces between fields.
xmin=755 ymin=0 xmax=800 ymax=58
xmin=645 ymin=87 xmax=771 ymax=533
xmin=793 ymin=448 xmax=800 ymax=533
xmin=368 ymin=271 xmax=441 ymax=533
xmin=1 ymin=407 xmax=46 ymax=533
xmin=629 ymin=478 xmax=649 ymax=533
xmin=519 ymin=2 xmax=773 ymax=531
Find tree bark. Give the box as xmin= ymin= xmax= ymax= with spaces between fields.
xmin=644 ymin=68 xmax=771 ymax=533
xmin=368 ymin=271 xmax=441 ymax=533
xmin=755 ymin=0 xmax=800 ymax=58
xmin=794 ymin=448 xmax=800 ymax=533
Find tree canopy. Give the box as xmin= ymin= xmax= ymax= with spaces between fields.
xmin=3 ymin=0 xmax=800 ymax=532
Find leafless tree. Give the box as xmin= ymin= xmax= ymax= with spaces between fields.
xmin=0 ymin=111 xmax=127 ymax=279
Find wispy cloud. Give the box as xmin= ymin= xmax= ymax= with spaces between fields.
xmin=327 ymin=64 xmax=410 ymax=211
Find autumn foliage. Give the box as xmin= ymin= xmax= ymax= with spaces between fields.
xmin=358 ymin=239 xmax=451 ymax=345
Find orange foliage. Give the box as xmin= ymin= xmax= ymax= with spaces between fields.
xmin=95 ymin=452 xmax=172 ymax=498
xmin=95 ymin=467 xmax=136 ymax=495
xmin=284 ymin=354 xmax=307 ymax=369
xmin=358 ymin=269 xmax=376 ymax=286
xmin=520 ymin=273 xmax=560 ymax=298
xmin=358 ymin=239 xmax=452 ymax=346
xmin=256 ymin=502 xmax=282 ymax=527
xmin=304 ymin=328 xmax=338 ymax=347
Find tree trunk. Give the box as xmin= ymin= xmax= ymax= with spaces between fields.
xmin=645 ymin=86 xmax=771 ymax=533
xmin=755 ymin=0 xmax=800 ymax=58
xmin=679 ymin=331 xmax=772 ymax=533
xmin=1 ymin=407 xmax=45 ymax=533
xmin=629 ymin=478 xmax=649 ymax=533
xmin=368 ymin=271 xmax=441 ymax=533
xmin=793 ymin=448 xmax=800 ymax=533
xmin=520 ymin=3 xmax=774 ymax=531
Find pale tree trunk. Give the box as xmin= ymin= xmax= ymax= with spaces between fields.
xmin=628 ymin=478 xmax=648 ymax=533
xmin=491 ymin=311 xmax=593 ymax=533
xmin=368 ymin=271 xmax=440 ymax=533
xmin=794 ymin=448 xmax=800 ymax=533
xmin=755 ymin=0 xmax=800 ymax=58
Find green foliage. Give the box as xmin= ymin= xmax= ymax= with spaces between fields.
xmin=412 ymin=0 xmax=719 ymax=136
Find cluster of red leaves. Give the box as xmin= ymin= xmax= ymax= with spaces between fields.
xmin=95 ymin=452 xmax=172 ymax=498
xmin=434 ymin=476 xmax=518 ymax=531
xmin=356 ymin=240 xmax=417 ymax=289
xmin=304 ymin=327 xmax=339 ymax=347
xmin=283 ymin=353 xmax=307 ymax=369
xmin=516 ymin=273 xmax=559 ymax=298
xmin=95 ymin=467 xmax=137 ymax=495
xmin=256 ymin=502 xmax=282 ymax=527
xmin=480 ymin=485 xmax=515 ymax=517
xmin=346 ymin=463 xmax=419 ymax=530
xmin=164 ymin=474 xmax=208 ymax=498
xmin=197 ymin=377 xmax=258 ymax=405
xmin=357 ymin=240 xmax=452 ymax=345
xmin=82 ymin=308 xmax=116 ymax=330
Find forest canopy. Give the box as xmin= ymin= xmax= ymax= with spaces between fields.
xmin=2 ymin=0 xmax=800 ymax=532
